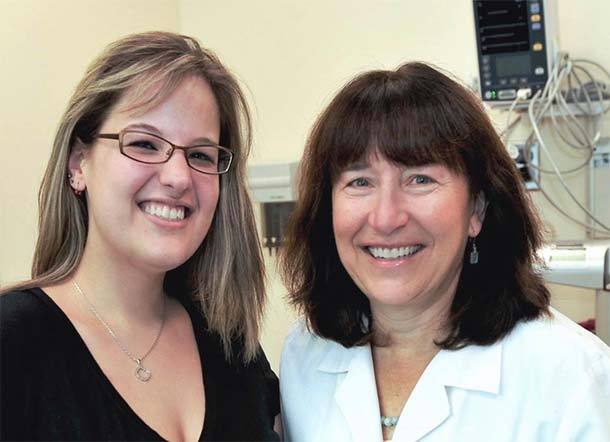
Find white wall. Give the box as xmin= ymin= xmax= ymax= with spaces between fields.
xmin=1 ymin=0 xmax=608 ymax=371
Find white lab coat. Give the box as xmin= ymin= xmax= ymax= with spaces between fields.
xmin=280 ymin=309 xmax=610 ymax=442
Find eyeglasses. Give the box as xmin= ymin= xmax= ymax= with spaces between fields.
xmin=96 ymin=130 xmax=234 ymax=175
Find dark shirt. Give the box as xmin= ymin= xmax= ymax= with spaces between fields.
xmin=0 ymin=288 xmax=280 ymax=441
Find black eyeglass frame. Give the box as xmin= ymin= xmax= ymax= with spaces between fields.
xmin=96 ymin=130 xmax=234 ymax=175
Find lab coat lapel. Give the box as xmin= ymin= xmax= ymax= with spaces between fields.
xmin=391 ymin=366 xmax=450 ymax=442
xmin=333 ymin=344 xmax=383 ymax=442
xmin=392 ymin=342 xmax=502 ymax=442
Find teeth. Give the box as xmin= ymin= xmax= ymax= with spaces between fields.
xmin=368 ymin=245 xmax=422 ymax=259
xmin=142 ymin=203 xmax=185 ymax=221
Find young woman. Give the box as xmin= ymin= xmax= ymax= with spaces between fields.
xmin=279 ymin=62 xmax=610 ymax=441
xmin=1 ymin=32 xmax=279 ymax=441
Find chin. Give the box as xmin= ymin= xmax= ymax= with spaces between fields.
xmin=139 ymin=250 xmax=195 ymax=274
xmin=365 ymin=285 xmax=418 ymax=307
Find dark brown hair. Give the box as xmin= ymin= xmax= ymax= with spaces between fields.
xmin=280 ymin=62 xmax=550 ymax=348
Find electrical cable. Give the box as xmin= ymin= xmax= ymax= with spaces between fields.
xmin=500 ymin=52 xmax=610 ymax=234
xmin=528 ymin=88 xmax=610 ymax=232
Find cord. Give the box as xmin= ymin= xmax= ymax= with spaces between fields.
xmin=502 ymin=53 xmax=610 ymax=234
xmin=528 ymin=87 xmax=610 ymax=232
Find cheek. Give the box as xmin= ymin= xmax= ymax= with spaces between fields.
xmin=423 ymin=197 xmax=472 ymax=240
xmin=332 ymin=197 xmax=362 ymax=249
xmin=195 ymin=177 xmax=220 ymax=217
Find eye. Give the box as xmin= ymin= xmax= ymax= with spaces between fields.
xmin=187 ymin=146 xmax=220 ymax=172
xmin=129 ymin=139 xmax=159 ymax=151
xmin=411 ymin=174 xmax=434 ymax=185
xmin=348 ymin=177 xmax=370 ymax=188
xmin=122 ymin=132 xmax=164 ymax=153
xmin=188 ymin=151 xmax=215 ymax=163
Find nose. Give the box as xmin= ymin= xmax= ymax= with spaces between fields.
xmin=368 ymin=186 xmax=409 ymax=235
xmin=158 ymin=149 xmax=192 ymax=195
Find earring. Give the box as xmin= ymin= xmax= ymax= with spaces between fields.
xmin=68 ymin=173 xmax=82 ymax=195
xmin=469 ymin=237 xmax=479 ymax=265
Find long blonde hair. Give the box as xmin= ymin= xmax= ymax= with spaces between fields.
xmin=3 ymin=32 xmax=265 ymax=363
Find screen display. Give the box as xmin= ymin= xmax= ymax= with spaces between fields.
xmin=476 ymin=0 xmax=530 ymax=54
xmin=495 ymin=53 xmax=531 ymax=77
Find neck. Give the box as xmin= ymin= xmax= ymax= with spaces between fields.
xmin=70 ymin=243 xmax=167 ymax=323
xmin=370 ymin=291 xmax=453 ymax=355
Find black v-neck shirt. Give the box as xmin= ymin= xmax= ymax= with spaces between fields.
xmin=0 ymin=288 xmax=280 ymax=441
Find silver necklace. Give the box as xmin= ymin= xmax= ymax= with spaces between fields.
xmin=381 ymin=415 xmax=399 ymax=427
xmin=73 ymin=281 xmax=166 ymax=382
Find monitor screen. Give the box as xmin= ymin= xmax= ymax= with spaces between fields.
xmin=495 ymin=53 xmax=532 ymax=77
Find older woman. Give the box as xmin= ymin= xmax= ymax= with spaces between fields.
xmin=1 ymin=32 xmax=279 ymax=441
xmin=280 ymin=62 xmax=610 ymax=441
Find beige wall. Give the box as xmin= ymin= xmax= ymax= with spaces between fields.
xmin=1 ymin=0 xmax=608 ymax=370
xmin=0 ymin=0 xmax=179 ymax=284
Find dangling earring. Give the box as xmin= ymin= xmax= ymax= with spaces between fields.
xmin=469 ymin=237 xmax=479 ymax=265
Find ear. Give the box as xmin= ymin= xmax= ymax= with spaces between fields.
xmin=468 ymin=191 xmax=487 ymax=237
xmin=67 ymin=140 xmax=88 ymax=193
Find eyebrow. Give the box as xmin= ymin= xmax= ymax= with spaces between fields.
xmin=123 ymin=123 xmax=218 ymax=146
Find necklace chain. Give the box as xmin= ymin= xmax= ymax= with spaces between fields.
xmin=73 ymin=281 xmax=166 ymax=382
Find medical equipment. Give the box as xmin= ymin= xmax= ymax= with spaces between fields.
xmin=473 ymin=0 xmax=558 ymax=105
xmin=539 ymin=241 xmax=610 ymax=345
xmin=248 ymin=162 xmax=299 ymax=254
xmin=589 ymin=138 xmax=610 ymax=239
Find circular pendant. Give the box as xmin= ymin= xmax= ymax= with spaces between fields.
xmin=135 ymin=365 xmax=152 ymax=382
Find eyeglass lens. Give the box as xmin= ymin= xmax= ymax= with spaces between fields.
xmin=121 ymin=131 xmax=231 ymax=174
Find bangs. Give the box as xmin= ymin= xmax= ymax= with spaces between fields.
xmin=118 ymin=70 xmax=188 ymax=116
xmin=326 ymin=70 xmax=471 ymax=180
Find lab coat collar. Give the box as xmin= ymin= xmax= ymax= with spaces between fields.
xmin=317 ymin=336 xmax=503 ymax=393
xmin=432 ymin=339 xmax=503 ymax=394
xmin=316 ymin=337 xmax=502 ymax=441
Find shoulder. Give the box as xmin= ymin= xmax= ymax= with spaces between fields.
xmin=506 ymin=308 xmax=610 ymax=360
xmin=502 ymin=308 xmax=610 ymax=387
xmin=496 ymin=309 xmax=610 ymax=436
xmin=1 ymin=288 xmax=52 ymax=332
xmin=281 ymin=317 xmax=343 ymax=374
xmin=280 ymin=317 xmax=353 ymax=395
xmin=1 ymin=287 xmax=69 ymax=360
xmin=1 ymin=288 xmax=55 ymax=393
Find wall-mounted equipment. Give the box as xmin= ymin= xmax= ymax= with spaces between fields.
xmin=248 ymin=162 xmax=299 ymax=255
xmin=589 ymin=138 xmax=610 ymax=239
xmin=508 ymin=141 xmax=540 ymax=190
xmin=539 ymin=241 xmax=610 ymax=345
xmin=473 ymin=0 xmax=558 ymax=105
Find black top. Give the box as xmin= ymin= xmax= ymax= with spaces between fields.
xmin=0 ymin=288 xmax=280 ymax=441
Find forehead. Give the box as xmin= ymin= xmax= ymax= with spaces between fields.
xmin=110 ymin=74 xmax=216 ymax=119
xmin=102 ymin=76 xmax=219 ymax=129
